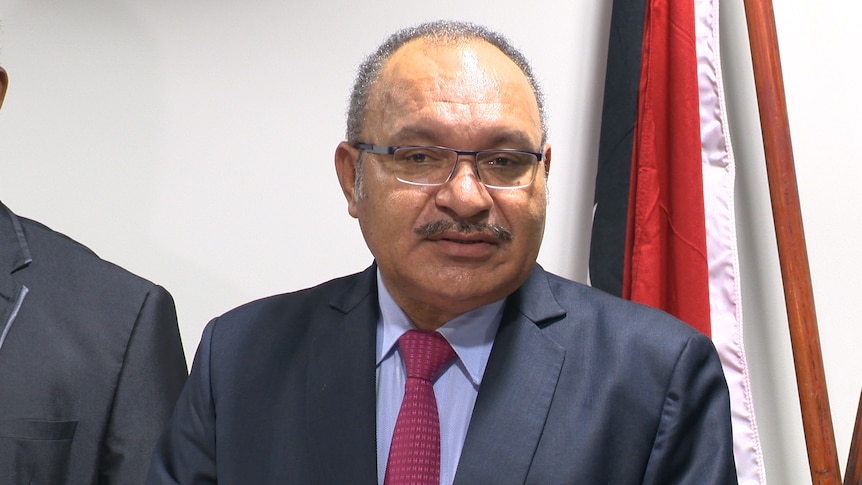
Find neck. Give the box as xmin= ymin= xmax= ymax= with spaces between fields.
xmin=400 ymin=303 xmax=459 ymax=331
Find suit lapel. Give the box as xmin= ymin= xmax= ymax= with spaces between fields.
xmin=306 ymin=266 xmax=379 ymax=484
xmin=454 ymin=266 xmax=567 ymax=484
xmin=0 ymin=202 xmax=32 ymax=353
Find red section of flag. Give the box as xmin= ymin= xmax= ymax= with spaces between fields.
xmin=622 ymin=0 xmax=711 ymax=336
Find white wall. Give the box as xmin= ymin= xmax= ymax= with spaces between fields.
xmin=0 ymin=1 xmax=859 ymax=483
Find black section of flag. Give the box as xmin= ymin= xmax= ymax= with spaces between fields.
xmin=588 ymin=0 xmax=647 ymax=297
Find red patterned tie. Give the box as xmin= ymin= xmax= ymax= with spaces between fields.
xmin=384 ymin=330 xmax=456 ymax=485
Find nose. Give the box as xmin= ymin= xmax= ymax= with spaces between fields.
xmin=434 ymin=157 xmax=493 ymax=219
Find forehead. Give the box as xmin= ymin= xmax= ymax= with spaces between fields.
xmin=365 ymin=38 xmax=542 ymax=146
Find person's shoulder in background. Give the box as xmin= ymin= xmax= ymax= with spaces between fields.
xmin=0 ymin=201 xmax=188 ymax=485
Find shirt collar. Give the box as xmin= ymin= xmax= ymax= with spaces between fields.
xmin=375 ymin=269 xmax=503 ymax=386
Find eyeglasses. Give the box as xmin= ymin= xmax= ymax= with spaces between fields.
xmin=354 ymin=143 xmax=543 ymax=189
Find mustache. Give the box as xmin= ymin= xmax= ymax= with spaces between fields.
xmin=415 ymin=220 xmax=513 ymax=242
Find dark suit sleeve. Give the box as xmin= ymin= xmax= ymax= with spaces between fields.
xmin=147 ymin=319 xmax=218 ymax=485
xmin=641 ymin=333 xmax=737 ymax=484
xmin=100 ymin=285 xmax=188 ymax=484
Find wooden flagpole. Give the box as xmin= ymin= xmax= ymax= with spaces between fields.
xmin=740 ymin=0 xmax=841 ymax=482
xmin=844 ymin=390 xmax=862 ymax=485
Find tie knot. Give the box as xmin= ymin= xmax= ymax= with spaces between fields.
xmin=398 ymin=330 xmax=455 ymax=382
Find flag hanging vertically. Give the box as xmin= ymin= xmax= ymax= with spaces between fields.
xmin=589 ymin=0 xmax=766 ymax=482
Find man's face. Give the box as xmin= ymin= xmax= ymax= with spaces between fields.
xmin=335 ymin=38 xmax=550 ymax=329
xmin=0 ymin=67 xmax=7 ymax=110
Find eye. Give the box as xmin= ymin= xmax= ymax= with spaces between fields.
xmin=395 ymin=148 xmax=447 ymax=164
xmin=405 ymin=152 xmax=430 ymax=163
xmin=486 ymin=156 xmax=516 ymax=167
xmin=480 ymin=152 xmax=533 ymax=168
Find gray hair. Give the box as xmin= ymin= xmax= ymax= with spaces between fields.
xmin=345 ymin=20 xmax=548 ymax=145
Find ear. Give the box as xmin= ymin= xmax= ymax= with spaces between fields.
xmin=0 ymin=67 xmax=8 ymax=110
xmin=334 ymin=141 xmax=361 ymax=218
xmin=542 ymin=143 xmax=552 ymax=177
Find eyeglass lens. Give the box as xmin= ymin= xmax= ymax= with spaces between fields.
xmin=391 ymin=147 xmax=537 ymax=188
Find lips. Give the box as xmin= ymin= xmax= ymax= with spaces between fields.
xmin=415 ymin=220 xmax=513 ymax=242
xmin=426 ymin=229 xmax=497 ymax=244
xmin=446 ymin=239 xmax=485 ymax=244
xmin=426 ymin=231 xmax=499 ymax=258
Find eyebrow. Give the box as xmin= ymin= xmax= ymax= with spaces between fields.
xmin=388 ymin=126 xmax=540 ymax=150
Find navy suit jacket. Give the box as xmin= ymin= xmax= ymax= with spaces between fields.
xmin=149 ymin=263 xmax=736 ymax=484
xmin=0 ymin=202 xmax=188 ymax=484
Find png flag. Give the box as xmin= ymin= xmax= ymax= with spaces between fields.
xmin=589 ymin=0 xmax=766 ymax=482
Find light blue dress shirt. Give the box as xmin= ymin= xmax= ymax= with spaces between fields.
xmin=375 ymin=270 xmax=504 ymax=485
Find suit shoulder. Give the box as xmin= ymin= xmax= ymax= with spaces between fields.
xmin=530 ymin=271 xmax=723 ymax=408
xmin=223 ymin=269 xmax=368 ymax=314
xmin=18 ymin=215 xmax=161 ymax=296
xmin=202 ymin=268 xmax=375 ymax=361
xmin=210 ymin=268 xmax=372 ymax=332
xmin=540 ymin=270 xmax=707 ymax=351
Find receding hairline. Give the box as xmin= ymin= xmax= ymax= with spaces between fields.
xmin=346 ymin=21 xmax=547 ymax=145
xmin=369 ymin=37 xmax=541 ymax=136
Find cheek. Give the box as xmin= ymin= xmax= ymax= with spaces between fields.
xmin=357 ymin=184 xmax=430 ymax=240
xmin=494 ymin=191 xmax=547 ymax=230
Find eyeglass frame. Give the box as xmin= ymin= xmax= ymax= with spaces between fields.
xmin=353 ymin=143 xmax=545 ymax=189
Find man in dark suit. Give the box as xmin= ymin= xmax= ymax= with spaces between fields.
xmin=0 ymin=66 xmax=188 ymax=484
xmin=148 ymin=21 xmax=736 ymax=484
